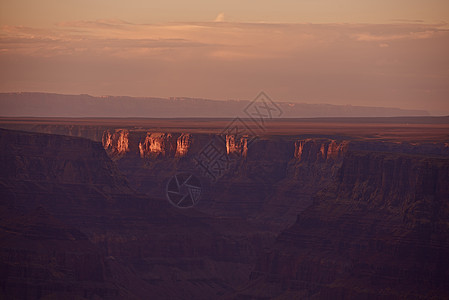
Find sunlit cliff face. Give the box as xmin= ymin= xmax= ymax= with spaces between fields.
xmin=327 ymin=140 xmax=350 ymax=160
xmin=295 ymin=139 xmax=349 ymax=161
xmin=175 ymin=133 xmax=192 ymax=157
xmin=294 ymin=139 xmax=312 ymax=161
xmin=226 ymin=135 xmax=248 ymax=158
xmin=139 ymin=133 xmax=174 ymax=158
xmin=100 ymin=130 xmax=352 ymax=162
xmin=101 ymin=131 xmax=193 ymax=159
xmin=102 ymin=129 xmax=129 ymax=157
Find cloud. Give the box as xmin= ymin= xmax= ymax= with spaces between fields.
xmin=0 ymin=20 xmax=448 ymax=113
xmin=1 ymin=20 xmax=447 ymax=61
xmin=214 ymin=13 xmax=225 ymax=22
xmin=390 ymin=19 xmax=424 ymax=23
xmin=57 ymin=19 xmax=132 ymax=29
xmin=354 ymin=30 xmax=441 ymax=41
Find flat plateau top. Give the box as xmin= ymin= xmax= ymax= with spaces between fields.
xmin=0 ymin=117 xmax=448 ymax=143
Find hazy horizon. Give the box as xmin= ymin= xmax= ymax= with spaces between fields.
xmin=1 ymin=91 xmax=442 ymax=118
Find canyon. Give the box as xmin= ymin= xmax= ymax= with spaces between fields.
xmin=0 ymin=117 xmax=448 ymax=299
xmin=0 ymin=128 xmax=272 ymax=299
xmin=241 ymin=151 xmax=449 ymax=299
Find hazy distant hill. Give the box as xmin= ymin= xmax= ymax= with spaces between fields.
xmin=0 ymin=92 xmax=429 ymax=118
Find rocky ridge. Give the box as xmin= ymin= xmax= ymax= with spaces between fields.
xmin=0 ymin=128 xmax=270 ymax=299
xmin=241 ymin=151 xmax=449 ymax=299
xmin=1 ymin=123 xmax=448 ymax=299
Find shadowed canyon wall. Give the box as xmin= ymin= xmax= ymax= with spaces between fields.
xmin=1 ymin=123 xmax=448 ymax=299
xmin=241 ymin=150 xmax=449 ymax=299
xmin=95 ymin=128 xmax=448 ymax=229
xmin=0 ymin=128 xmax=272 ymax=299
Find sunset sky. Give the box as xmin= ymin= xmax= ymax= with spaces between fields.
xmin=1 ymin=0 xmax=448 ymax=114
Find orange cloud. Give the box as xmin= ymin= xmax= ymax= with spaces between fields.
xmin=1 ymin=20 xmax=448 ymax=113
xmin=2 ymin=20 xmax=446 ymax=59
xmin=214 ymin=13 xmax=226 ymax=22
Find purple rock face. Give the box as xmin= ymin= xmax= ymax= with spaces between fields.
xmin=1 ymin=119 xmax=448 ymax=299
xmin=0 ymin=128 xmax=272 ymax=299
xmin=243 ymin=151 xmax=449 ymax=299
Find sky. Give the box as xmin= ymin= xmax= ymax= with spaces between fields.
xmin=1 ymin=0 xmax=448 ymax=114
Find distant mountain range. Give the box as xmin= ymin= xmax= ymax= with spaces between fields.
xmin=0 ymin=92 xmax=429 ymax=118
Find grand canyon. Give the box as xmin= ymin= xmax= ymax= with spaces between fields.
xmin=2 ymin=0 xmax=448 ymax=298
xmin=1 ymin=114 xmax=448 ymax=299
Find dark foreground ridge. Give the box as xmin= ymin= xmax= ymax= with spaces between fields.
xmin=0 ymin=125 xmax=448 ymax=299
xmin=0 ymin=128 xmax=270 ymax=299
xmin=241 ymin=151 xmax=449 ymax=299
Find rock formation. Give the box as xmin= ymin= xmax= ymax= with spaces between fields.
xmin=1 ymin=122 xmax=448 ymax=299
xmin=175 ymin=133 xmax=192 ymax=157
xmin=138 ymin=132 xmax=176 ymax=158
xmin=241 ymin=151 xmax=449 ymax=299
xmin=226 ymin=135 xmax=248 ymax=158
xmin=0 ymin=206 xmax=118 ymax=299
xmin=102 ymin=129 xmax=130 ymax=159
xmin=0 ymin=128 xmax=271 ymax=299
